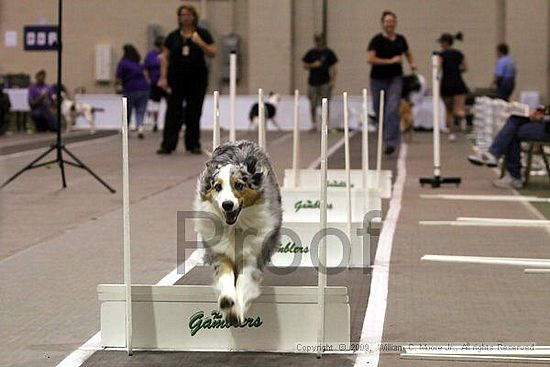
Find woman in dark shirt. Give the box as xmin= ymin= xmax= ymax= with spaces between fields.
xmin=437 ymin=32 xmax=468 ymax=142
xmin=156 ymin=4 xmax=216 ymax=155
xmin=367 ymin=10 xmax=416 ymax=155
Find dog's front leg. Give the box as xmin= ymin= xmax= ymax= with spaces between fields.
xmin=235 ymin=257 xmax=262 ymax=322
xmin=214 ymin=256 xmax=239 ymax=324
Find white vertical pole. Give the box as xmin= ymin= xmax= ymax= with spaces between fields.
xmin=317 ymin=98 xmax=328 ymax=358
xmin=376 ymin=90 xmax=385 ymax=172
xmin=121 ymin=97 xmax=133 ymax=356
xmin=292 ymin=89 xmax=300 ymax=187
xmin=362 ymin=88 xmax=369 ymax=189
xmin=258 ymin=88 xmax=266 ymax=149
xmin=229 ymin=52 xmax=237 ymax=142
xmin=343 ymin=92 xmax=352 ymax=244
xmin=213 ymin=91 xmax=220 ymax=150
xmin=432 ymin=53 xmax=441 ymax=177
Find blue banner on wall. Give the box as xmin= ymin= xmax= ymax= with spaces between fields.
xmin=24 ymin=25 xmax=59 ymax=51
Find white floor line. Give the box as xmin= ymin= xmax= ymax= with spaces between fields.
xmin=267 ymin=132 xmax=293 ymax=147
xmin=422 ymin=254 xmax=550 ymax=268
xmin=0 ymin=134 xmax=119 ymax=161
xmin=420 ymin=194 xmax=550 ymax=203
xmin=57 ymin=131 xmax=343 ymax=367
xmin=56 ymin=249 xmax=205 ymax=367
xmin=457 ymin=217 xmax=550 ymax=224
xmin=420 ymin=219 xmax=550 ymax=228
xmin=307 ymin=131 xmax=358 ymax=169
xmin=400 ymin=353 xmax=550 ymax=363
xmin=525 ymin=268 xmax=550 ymax=274
xmin=354 ymin=144 xmax=408 ymax=367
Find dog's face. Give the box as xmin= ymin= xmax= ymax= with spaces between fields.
xmin=201 ymin=163 xmax=263 ymax=225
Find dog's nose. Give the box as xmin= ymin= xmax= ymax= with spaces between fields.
xmin=222 ymin=201 xmax=234 ymax=212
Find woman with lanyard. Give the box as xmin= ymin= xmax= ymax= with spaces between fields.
xmin=367 ymin=10 xmax=416 ymax=156
xmin=157 ymin=4 xmax=216 ymax=155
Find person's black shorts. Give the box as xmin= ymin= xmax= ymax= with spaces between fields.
xmin=149 ymin=85 xmax=166 ymax=102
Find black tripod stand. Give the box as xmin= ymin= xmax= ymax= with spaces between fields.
xmin=1 ymin=0 xmax=115 ymax=193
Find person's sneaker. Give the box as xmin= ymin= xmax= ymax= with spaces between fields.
xmin=467 ymin=152 xmax=497 ymax=167
xmin=448 ymin=133 xmax=456 ymax=142
xmin=384 ymin=146 xmax=395 ymax=156
xmin=137 ymin=126 xmax=144 ymax=139
xmin=492 ymin=173 xmax=523 ymax=189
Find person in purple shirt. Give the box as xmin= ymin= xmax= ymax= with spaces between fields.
xmin=28 ymin=70 xmax=58 ymax=132
xmin=144 ymin=36 xmax=164 ymax=102
xmin=143 ymin=36 xmax=165 ymax=131
xmin=116 ymin=44 xmax=150 ymax=139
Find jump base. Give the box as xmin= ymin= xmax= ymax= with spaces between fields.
xmin=98 ymin=284 xmax=350 ymax=352
xmin=419 ymin=175 xmax=462 ymax=188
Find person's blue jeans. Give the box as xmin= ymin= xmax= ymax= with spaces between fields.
xmin=489 ymin=115 xmax=550 ymax=179
xmin=126 ymin=90 xmax=149 ymax=128
xmin=370 ymin=76 xmax=403 ymax=148
xmin=31 ymin=109 xmax=57 ymax=131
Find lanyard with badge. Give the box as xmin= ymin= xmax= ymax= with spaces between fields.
xmin=182 ymin=41 xmax=190 ymax=57
xmin=181 ymin=30 xmax=192 ymax=57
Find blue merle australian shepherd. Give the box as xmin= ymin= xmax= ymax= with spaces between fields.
xmin=194 ymin=141 xmax=282 ymax=324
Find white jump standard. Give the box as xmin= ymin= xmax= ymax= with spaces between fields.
xmin=419 ymin=53 xmax=461 ymax=188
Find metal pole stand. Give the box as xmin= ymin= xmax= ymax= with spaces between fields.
xmin=420 ymin=52 xmax=461 ymax=188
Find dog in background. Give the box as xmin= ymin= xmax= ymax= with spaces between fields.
xmin=399 ymin=74 xmax=422 ymax=142
xmin=248 ymin=92 xmax=282 ymax=131
xmin=61 ymin=92 xmax=102 ymax=134
xmin=194 ymin=141 xmax=282 ymax=324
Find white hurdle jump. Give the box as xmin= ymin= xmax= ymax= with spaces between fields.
xmin=273 ymin=95 xmax=380 ymax=268
xmin=283 ymin=89 xmax=392 ymax=198
xmin=98 ymin=91 xmax=350 ymax=353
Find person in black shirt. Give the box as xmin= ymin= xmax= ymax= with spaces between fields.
xmin=437 ymin=32 xmax=468 ymax=142
xmin=302 ymin=34 xmax=338 ymax=129
xmin=368 ymin=10 xmax=416 ymax=155
xmin=157 ymin=4 xmax=216 ymax=155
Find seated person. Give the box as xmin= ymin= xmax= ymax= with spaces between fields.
xmin=468 ymin=106 xmax=550 ymax=189
xmin=28 ymin=70 xmax=57 ymax=132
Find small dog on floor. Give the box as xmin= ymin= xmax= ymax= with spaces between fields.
xmin=248 ymin=92 xmax=282 ymax=131
xmin=399 ymin=100 xmax=414 ymax=142
xmin=61 ymin=92 xmax=102 ymax=134
xmin=194 ymin=141 xmax=282 ymax=324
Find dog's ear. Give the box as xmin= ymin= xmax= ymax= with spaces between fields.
xmin=251 ymin=169 xmax=264 ymax=186
xmin=243 ymin=156 xmax=265 ymax=187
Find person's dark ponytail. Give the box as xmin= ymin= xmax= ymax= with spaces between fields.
xmin=454 ymin=32 xmax=463 ymax=42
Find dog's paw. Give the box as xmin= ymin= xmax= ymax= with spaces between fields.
xmin=218 ymin=294 xmax=236 ymax=311
xmin=225 ymin=310 xmax=241 ymax=326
